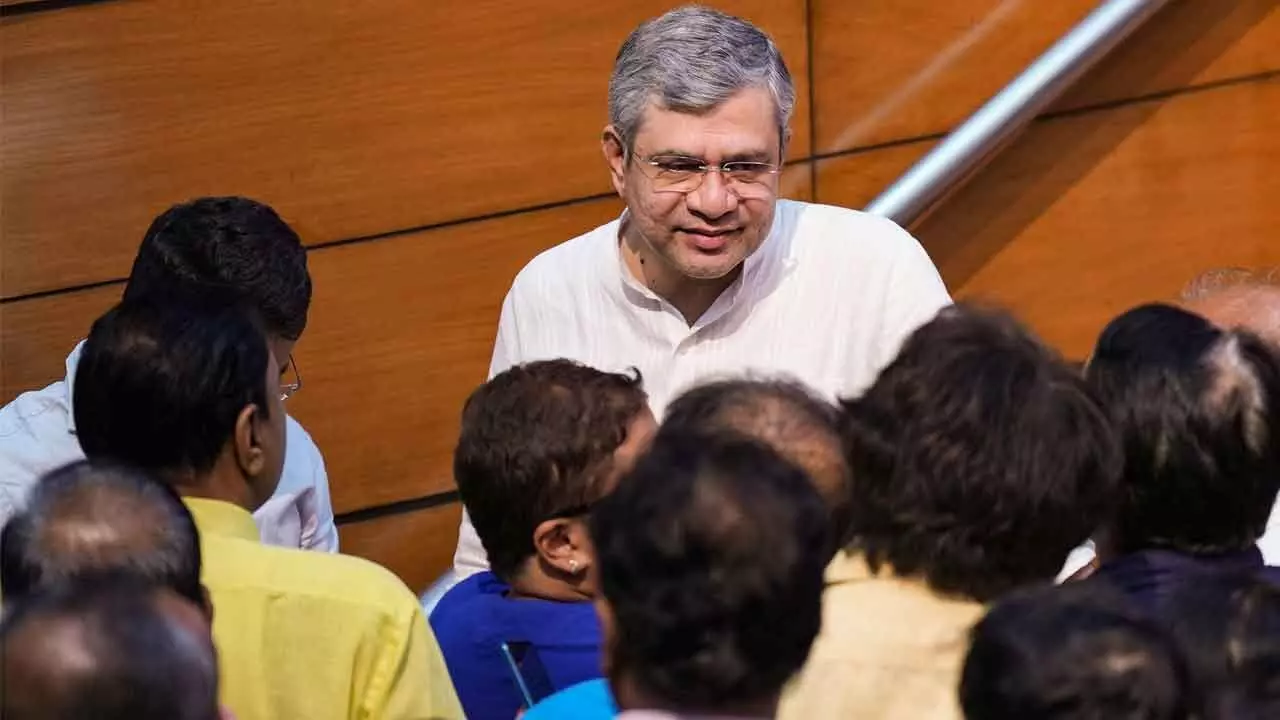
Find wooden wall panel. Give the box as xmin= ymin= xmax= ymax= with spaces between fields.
xmin=819 ymin=77 xmax=1280 ymax=359
xmin=1 ymin=284 xmax=120 ymax=400
xmin=810 ymin=0 xmax=1280 ymax=154
xmin=339 ymin=501 xmax=463 ymax=595
xmin=0 ymin=0 xmax=810 ymax=299
xmin=813 ymin=142 xmax=932 ymax=211
xmin=810 ymin=0 xmax=1095 ymax=153
xmin=1053 ymin=1 xmax=1280 ymax=113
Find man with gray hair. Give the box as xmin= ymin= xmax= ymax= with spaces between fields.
xmin=1 ymin=460 xmax=207 ymax=612
xmin=455 ymin=4 xmax=950 ymax=575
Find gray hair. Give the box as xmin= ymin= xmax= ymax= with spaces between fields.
xmin=608 ymin=5 xmax=795 ymax=154
xmin=1181 ymin=266 xmax=1280 ymax=301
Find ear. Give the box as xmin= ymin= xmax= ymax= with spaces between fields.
xmin=232 ymin=404 xmax=267 ymax=478
xmin=601 ymin=125 xmax=628 ymax=198
xmin=780 ymin=126 xmax=792 ymax=163
xmin=532 ymin=517 xmax=591 ymax=577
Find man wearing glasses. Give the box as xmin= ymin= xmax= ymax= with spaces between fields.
xmin=454 ymin=6 xmax=951 ymax=576
xmin=0 ymin=196 xmax=338 ymax=553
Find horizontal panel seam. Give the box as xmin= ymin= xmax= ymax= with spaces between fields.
xmin=812 ymin=67 xmax=1280 ymax=157
xmin=334 ymin=489 xmax=460 ymax=526
xmin=4 ymin=67 xmax=1275 ymax=304
xmin=0 ymin=0 xmax=114 ymax=18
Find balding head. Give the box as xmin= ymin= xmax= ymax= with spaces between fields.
xmin=1181 ymin=267 xmax=1280 ymax=348
xmin=0 ymin=576 xmax=220 ymax=720
xmin=661 ymin=378 xmax=850 ymax=546
xmin=0 ymin=461 xmax=205 ymax=611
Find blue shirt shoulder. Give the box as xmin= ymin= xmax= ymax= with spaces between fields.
xmin=525 ymin=678 xmax=617 ymax=720
xmin=429 ymin=571 xmax=604 ymax=719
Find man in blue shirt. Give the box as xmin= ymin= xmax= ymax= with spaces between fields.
xmin=430 ymin=360 xmax=656 ymax=719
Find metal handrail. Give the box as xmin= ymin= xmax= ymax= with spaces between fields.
xmin=865 ymin=0 xmax=1172 ymax=228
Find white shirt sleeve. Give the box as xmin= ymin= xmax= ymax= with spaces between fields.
xmin=487 ymin=288 xmax=522 ymax=378
xmin=873 ymin=228 xmax=953 ymax=375
xmin=255 ymin=416 xmax=339 ymax=552
xmin=299 ymin=444 xmax=340 ymax=552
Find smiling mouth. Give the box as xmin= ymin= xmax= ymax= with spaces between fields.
xmin=679 ymin=228 xmax=739 ymax=237
xmin=680 ymin=228 xmax=739 ymax=251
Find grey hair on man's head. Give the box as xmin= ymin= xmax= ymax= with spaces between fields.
xmin=609 ymin=5 xmax=794 ymax=154
xmin=1181 ymin=266 xmax=1280 ymax=301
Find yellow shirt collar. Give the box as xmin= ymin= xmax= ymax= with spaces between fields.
xmin=184 ymin=497 xmax=260 ymax=543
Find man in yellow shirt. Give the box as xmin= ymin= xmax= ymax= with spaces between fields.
xmin=71 ymin=293 xmax=463 ymax=720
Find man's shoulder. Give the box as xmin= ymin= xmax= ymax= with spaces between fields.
xmin=508 ymin=218 xmax=619 ymax=297
xmin=282 ymin=414 xmax=324 ymax=467
xmin=0 ymin=380 xmax=71 ymax=439
xmin=430 ymin=572 xmax=507 ymax=642
xmin=782 ymin=200 xmax=921 ymax=257
xmin=0 ymin=382 xmax=83 ymax=516
xmin=205 ymin=534 xmax=419 ymax=616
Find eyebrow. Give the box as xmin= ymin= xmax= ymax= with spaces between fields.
xmin=646 ymin=148 xmax=776 ymax=163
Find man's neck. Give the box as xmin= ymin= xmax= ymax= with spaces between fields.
xmin=506 ymin=563 xmax=591 ymax=603
xmin=620 ymin=226 xmax=741 ymax=327
xmin=166 ymin=465 xmax=253 ymax=511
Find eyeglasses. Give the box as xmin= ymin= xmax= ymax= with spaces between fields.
xmin=280 ymin=354 xmax=303 ymax=402
xmin=636 ymin=154 xmax=781 ymax=198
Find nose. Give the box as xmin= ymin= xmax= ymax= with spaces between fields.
xmin=685 ymin=168 xmax=738 ymax=220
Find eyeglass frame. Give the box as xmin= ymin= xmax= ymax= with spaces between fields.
xmin=629 ymin=151 xmax=782 ymax=196
xmin=280 ymin=354 xmax=303 ymax=402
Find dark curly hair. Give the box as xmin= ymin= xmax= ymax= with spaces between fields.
xmin=590 ymin=432 xmax=828 ymax=711
xmin=124 ymin=196 xmax=311 ymax=341
xmin=454 ymin=360 xmax=648 ymax=581
xmin=841 ymin=304 xmax=1120 ymax=602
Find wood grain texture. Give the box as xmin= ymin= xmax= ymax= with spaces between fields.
xmin=809 ymin=0 xmax=1095 ymax=153
xmin=810 ymin=0 xmax=1280 ymax=154
xmin=0 ymin=0 xmax=810 ymax=299
xmin=820 ymin=76 xmax=1280 ymax=359
xmin=339 ymin=500 xmax=463 ymax=595
xmin=0 ymin=284 xmax=120 ymax=398
xmin=813 ymin=141 xmax=933 ymax=210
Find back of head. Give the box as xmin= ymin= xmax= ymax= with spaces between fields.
xmin=590 ymin=432 xmax=828 ymax=714
xmin=661 ymin=378 xmax=850 ymax=546
xmin=124 ymin=196 xmax=311 ymax=341
xmin=0 ymin=575 xmax=219 ymax=720
xmin=454 ymin=360 xmax=650 ymax=581
xmin=0 ymin=461 xmax=204 ymax=609
xmin=842 ymin=304 xmax=1120 ymax=601
xmin=1160 ymin=572 xmax=1280 ymax=718
xmin=1086 ymin=303 xmax=1280 ymax=554
xmin=960 ymin=583 xmax=1191 ymax=720
xmin=610 ymin=4 xmax=794 ymax=151
xmin=73 ymin=293 xmax=275 ymax=487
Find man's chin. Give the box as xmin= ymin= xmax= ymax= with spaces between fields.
xmin=678 ymin=257 xmax=744 ymax=281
